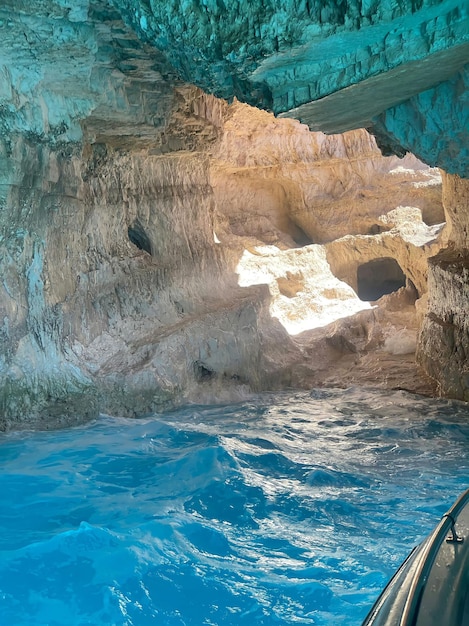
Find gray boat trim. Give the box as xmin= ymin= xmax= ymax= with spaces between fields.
xmin=362 ymin=487 xmax=469 ymax=626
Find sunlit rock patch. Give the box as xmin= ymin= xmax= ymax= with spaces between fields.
xmin=236 ymin=245 xmax=372 ymax=335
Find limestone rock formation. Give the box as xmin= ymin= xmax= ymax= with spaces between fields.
xmin=106 ymin=0 xmax=469 ymax=401
xmin=111 ymin=0 xmax=469 ymax=175
xmin=0 ymin=0 xmax=441 ymax=428
xmin=417 ymin=175 xmax=469 ymax=399
xmin=0 ymin=0 xmax=467 ymax=427
xmin=211 ymin=101 xmax=443 ymax=245
xmin=210 ymin=105 xmax=442 ymax=397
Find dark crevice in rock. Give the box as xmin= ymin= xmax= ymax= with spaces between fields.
xmin=368 ymin=223 xmax=390 ymax=235
xmin=291 ymin=223 xmax=314 ymax=246
xmin=128 ymin=221 xmax=152 ymax=255
xmin=194 ymin=361 xmax=216 ymax=382
xmin=368 ymin=125 xmax=408 ymax=159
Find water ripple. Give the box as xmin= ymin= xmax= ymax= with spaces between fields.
xmin=0 ymin=388 xmax=468 ymax=625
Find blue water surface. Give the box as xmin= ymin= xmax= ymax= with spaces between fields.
xmin=1 ymin=387 xmax=469 ymax=626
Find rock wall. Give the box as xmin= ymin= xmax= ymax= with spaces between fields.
xmin=211 ymin=101 xmax=443 ymax=244
xmin=106 ymin=0 xmax=469 ymax=407
xmin=417 ymin=174 xmax=469 ymax=399
xmin=106 ymin=0 xmax=469 ymax=404
xmin=210 ymin=103 xmax=442 ymax=399
xmin=1 ymin=95 xmax=441 ymax=428
xmin=0 ymin=0 xmax=460 ymax=429
xmin=0 ymin=0 xmax=230 ymax=426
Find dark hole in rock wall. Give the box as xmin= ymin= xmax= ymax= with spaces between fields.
xmin=357 ymin=257 xmax=407 ymax=301
xmin=194 ymin=361 xmax=216 ymax=382
xmin=368 ymin=224 xmax=392 ymax=235
xmin=290 ymin=222 xmax=314 ymax=246
xmin=128 ymin=221 xmax=152 ymax=255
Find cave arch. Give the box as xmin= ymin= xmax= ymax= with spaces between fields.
xmin=357 ymin=257 xmax=406 ymax=301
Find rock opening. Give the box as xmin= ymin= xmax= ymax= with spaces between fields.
xmin=194 ymin=361 xmax=215 ymax=382
xmin=357 ymin=257 xmax=406 ymax=301
xmin=128 ymin=221 xmax=152 ymax=255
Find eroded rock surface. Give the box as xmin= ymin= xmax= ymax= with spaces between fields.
xmin=417 ymin=175 xmax=469 ymax=399
xmin=0 ymin=0 xmax=464 ymax=427
xmin=211 ymin=102 xmax=443 ymax=245
xmin=110 ymin=0 xmax=469 ymax=175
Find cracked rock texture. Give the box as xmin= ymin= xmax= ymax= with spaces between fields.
xmin=111 ymin=0 xmax=469 ymax=175
xmin=0 ymin=0 xmax=468 ymax=427
xmin=417 ymin=174 xmax=469 ymax=399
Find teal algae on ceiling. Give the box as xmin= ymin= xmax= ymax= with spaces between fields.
xmin=0 ymin=0 xmax=467 ymax=173
xmin=371 ymin=65 xmax=469 ymax=175
xmin=110 ymin=0 xmax=468 ymax=107
xmin=110 ymin=0 xmax=469 ymax=175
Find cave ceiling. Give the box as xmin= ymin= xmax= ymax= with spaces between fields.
xmin=1 ymin=0 xmax=467 ymax=175
xmin=109 ymin=0 xmax=469 ymax=175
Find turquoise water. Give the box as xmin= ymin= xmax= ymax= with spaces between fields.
xmin=1 ymin=388 xmax=469 ymax=626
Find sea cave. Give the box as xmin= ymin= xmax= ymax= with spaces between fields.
xmin=0 ymin=1 xmax=468 ymax=624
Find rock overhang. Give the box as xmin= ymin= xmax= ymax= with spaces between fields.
xmin=0 ymin=0 xmax=466 ymax=424
xmin=108 ymin=0 xmax=467 ymax=105
xmin=109 ymin=0 xmax=469 ymax=176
